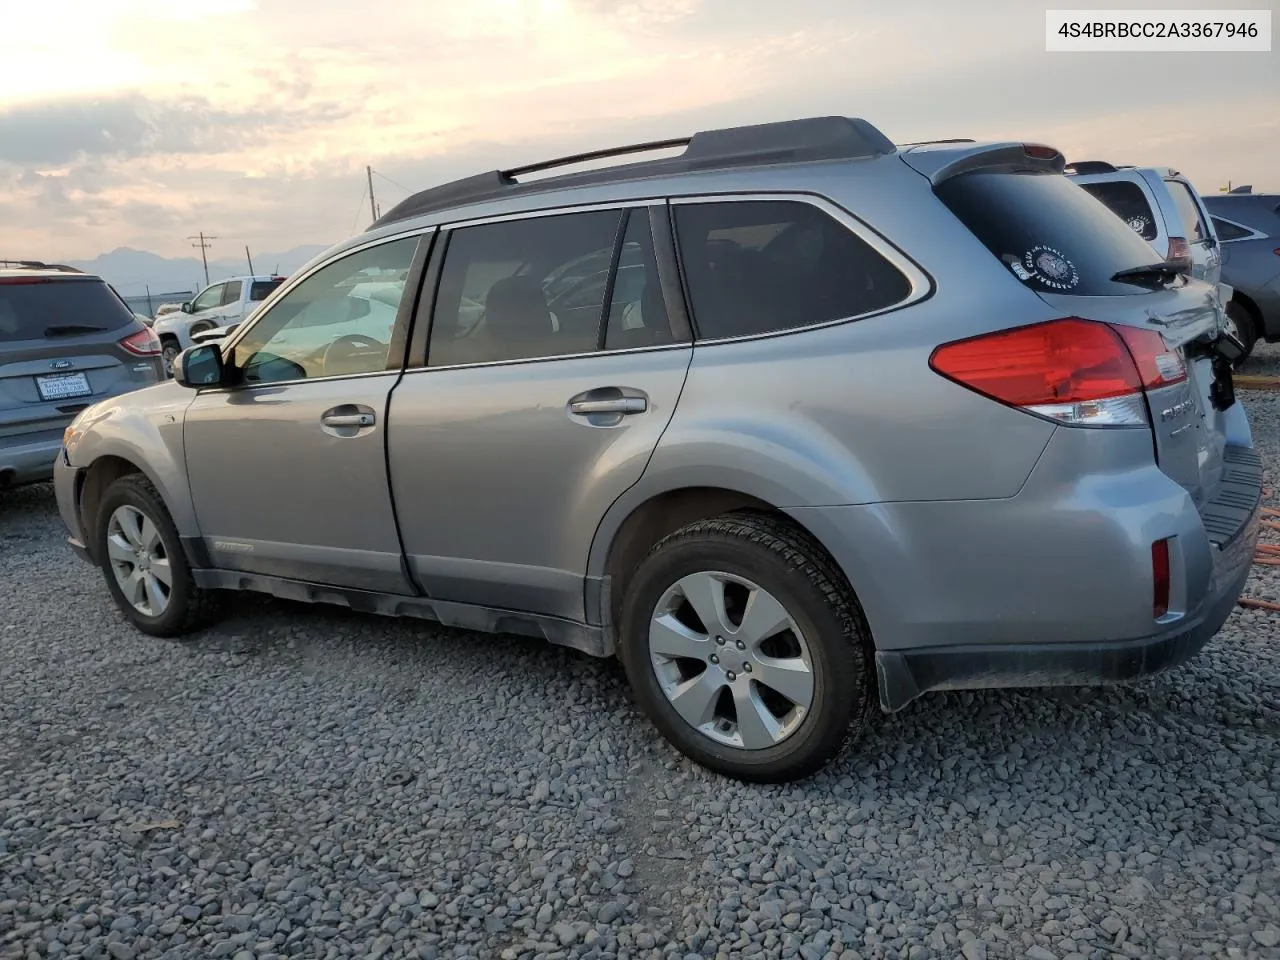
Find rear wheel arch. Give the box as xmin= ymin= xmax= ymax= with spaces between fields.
xmin=593 ymin=486 xmax=870 ymax=641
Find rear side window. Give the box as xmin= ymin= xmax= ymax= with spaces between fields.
xmin=1211 ymin=217 xmax=1253 ymax=242
xmin=1165 ymin=180 xmax=1209 ymax=242
xmin=428 ymin=210 xmax=623 ymax=366
xmin=1078 ymin=181 xmax=1159 ymax=241
xmin=219 ymin=281 xmax=243 ymax=306
xmin=936 ymin=171 xmax=1165 ymax=297
xmin=0 ymin=278 xmax=136 ymax=343
xmin=250 ymin=279 xmax=285 ymax=301
xmin=673 ymin=200 xmax=911 ymax=340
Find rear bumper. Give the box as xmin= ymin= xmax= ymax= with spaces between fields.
xmin=0 ymin=435 xmax=62 ymax=487
xmin=787 ymin=434 xmax=1262 ymax=712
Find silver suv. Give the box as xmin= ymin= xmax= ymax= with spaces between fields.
xmin=54 ymin=117 xmax=1261 ymax=782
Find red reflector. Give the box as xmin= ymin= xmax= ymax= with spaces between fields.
xmin=1152 ymin=539 xmax=1171 ymax=618
xmin=1022 ymin=143 xmax=1060 ymax=160
xmin=929 ymin=318 xmax=1143 ymax=407
xmin=1112 ymin=325 xmax=1187 ymax=388
xmin=120 ymin=328 xmax=161 ymax=357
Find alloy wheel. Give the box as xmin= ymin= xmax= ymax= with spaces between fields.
xmin=105 ymin=505 xmax=172 ymax=617
xmin=648 ymin=571 xmax=815 ymax=750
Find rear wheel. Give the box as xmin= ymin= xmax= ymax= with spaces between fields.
xmin=94 ymin=474 xmax=222 ymax=637
xmin=619 ymin=512 xmax=875 ymax=783
xmin=1224 ymin=300 xmax=1257 ymax=365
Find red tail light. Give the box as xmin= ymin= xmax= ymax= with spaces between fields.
xmin=119 ymin=328 xmax=161 ymax=356
xmin=1152 ymin=538 xmax=1171 ymax=618
xmin=930 ymin=317 xmax=1180 ymax=427
xmin=1166 ymin=236 xmax=1193 ymax=275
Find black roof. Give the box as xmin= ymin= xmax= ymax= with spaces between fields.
xmin=370 ymin=116 xmax=896 ymax=230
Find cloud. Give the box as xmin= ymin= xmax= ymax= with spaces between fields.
xmin=0 ymin=93 xmax=349 ymax=167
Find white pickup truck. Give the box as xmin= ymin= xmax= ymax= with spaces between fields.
xmin=153 ymin=274 xmax=286 ymax=375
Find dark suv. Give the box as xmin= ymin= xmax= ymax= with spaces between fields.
xmin=1 ymin=261 xmax=163 ymax=489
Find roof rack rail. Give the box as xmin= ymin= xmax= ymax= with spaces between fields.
xmin=0 ymin=259 xmax=83 ymax=273
xmin=897 ymin=138 xmax=977 ymax=146
xmin=371 ymin=116 xmax=896 ymax=230
xmin=1064 ymin=160 xmax=1118 ymax=175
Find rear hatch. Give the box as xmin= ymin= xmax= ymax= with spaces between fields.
xmin=0 ymin=275 xmax=160 ymax=444
xmin=929 ymin=160 xmax=1234 ymax=508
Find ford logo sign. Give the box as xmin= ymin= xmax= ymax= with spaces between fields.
xmin=50 ymin=359 xmax=73 ymax=370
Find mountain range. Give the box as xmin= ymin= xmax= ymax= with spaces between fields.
xmin=67 ymin=245 xmax=333 ymax=298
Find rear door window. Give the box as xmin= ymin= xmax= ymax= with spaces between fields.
xmin=1166 ymin=180 xmax=1209 ymax=242
xmin=935 ymin=171 xmax=1167 ymax=297
xmin=250 ymin=278 xmax=286 ymax=301
xmin=1078 ymin=181 xmax=1159 ymax=241
xmin=0 ymin=278 xmax=136 ymax=342
xmin=219 ymin=281 xmax=243 ymax=306
xmin=673 ymin=199 xmax=911 ymax=340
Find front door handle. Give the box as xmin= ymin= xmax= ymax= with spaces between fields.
xmin=569 ymin=396 xmax=647 ymax=416
xmin=322 ymin=411 xmax=375 ymax=428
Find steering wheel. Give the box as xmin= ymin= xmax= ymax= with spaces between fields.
xmin=322 ymin=334 xmax=388 ymax=377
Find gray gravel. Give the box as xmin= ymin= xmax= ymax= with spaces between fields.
xmin=2 ymin=347 xmax=1279 ymax=960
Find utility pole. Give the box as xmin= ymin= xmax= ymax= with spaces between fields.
xmin=367 ymin=165 xmax=379 ymax=222
xmin=145 ymin=285 xmax=154 ymax=317
xmin=188 ymin=232 xmax=217 ymax=286
xmin=245 ymin=245 xmax=255 ymax=275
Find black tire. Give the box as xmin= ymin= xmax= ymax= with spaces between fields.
xmin=618 ymin=511 xmax=875 ymax=783
xmin=93 ymin=474 xmax=222 ymax=637
xmin=1225 ymin=301 xmax=1257 ymax=366
xmin=160 ymin=338 xmax=181 ymax=378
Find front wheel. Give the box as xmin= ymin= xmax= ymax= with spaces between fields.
xmin=619 ymin=512 xmax=875 ymax=783
xmin=160 ymin=341 xmax=180 ymax=378
xmin=94 ymin=474 xmax=222 ymax=637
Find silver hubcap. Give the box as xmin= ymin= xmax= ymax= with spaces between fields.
xmin=162 ymin=346 xmax=178 ymax=376
xmin=106 ymin=505 xmax=172 ymax=617
xmin=648 ymin=571 xmax=814 ymax=750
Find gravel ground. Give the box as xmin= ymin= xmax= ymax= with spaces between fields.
xmin=2 ymin=348 xmax=1279 ymax=960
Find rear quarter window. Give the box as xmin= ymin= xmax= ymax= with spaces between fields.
xmin=1078 ymin=181 xmax=1159 ymax=241
xmin=935 ymin=171 xmax=1166 ymax=297
xmin=1165 ymin=180 xmax=1209 ymax=242
xmin=0 ymin=278 xmax=136 ymax=342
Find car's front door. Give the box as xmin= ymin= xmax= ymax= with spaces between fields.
xmin=387 ymin=204 xmax=693 ymax=622
xmin=186 ymin=282 xmax=227 ymax=338
xmin=183 ymin=233 xmax=428 ymax=593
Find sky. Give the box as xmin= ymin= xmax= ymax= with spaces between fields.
xmin=1 ymin=0 xmax=1275 ymax=261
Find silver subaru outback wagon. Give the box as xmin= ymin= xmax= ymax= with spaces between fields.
xmin=54 ymin=117 xmax=1260 ymax=782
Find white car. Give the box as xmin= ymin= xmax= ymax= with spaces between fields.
xmin=153 ymin=275 xmax=287 ymax=375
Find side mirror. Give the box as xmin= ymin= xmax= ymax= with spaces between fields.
xmin=173 ymin=344 xmax=226 ymax=388
xmin=181 ymin=302 xmax=193 ymax=314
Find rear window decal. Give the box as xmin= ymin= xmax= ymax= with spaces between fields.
xmin=1022 ymin=245 xmax=1079 ymax=290
xmin=1126 ymin=215 xmax=1153 ymax=235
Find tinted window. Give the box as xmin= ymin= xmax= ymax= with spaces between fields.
xmin=250 ymin=278 xmax=286 ymax=301
xmin=1079 ymin=181 xmax=1159 ymax=241
xmin=936 ymin=171 xmax=1167 ymax=297
xmin=1166 ymin=180 xmax=1208 ymax=242
xmin=0 ymin=278 xmax=136 ymax=343
xmin=428 ymin=210 xmax=622 ymax=367
xmin=231 ymin=237 xmax=418 ymax=384
xmin=1211 ymin=217 xmax=1253 ymax=242
xmin=673 ymin=200 xmax=910 ymax=340
xmin=219 ymin=281 xmax=243 ymax=306
xmin=604 ymin=210 xmax=673 ymax=351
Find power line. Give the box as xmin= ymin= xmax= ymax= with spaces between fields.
xmin=350 ymin=184 xmax=368 ymax=236
xmin=371 ymin=169 xmax=412 ymax=195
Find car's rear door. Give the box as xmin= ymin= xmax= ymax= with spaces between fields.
xmin=387 ymin=203 xmax=693 ymax=622
xmin=182 ymin=233 xmax=430 ymax=592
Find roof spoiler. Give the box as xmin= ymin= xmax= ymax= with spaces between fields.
xmin=900 ymin=142 xmax=1066 ymax=184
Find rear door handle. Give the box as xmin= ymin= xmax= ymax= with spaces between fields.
xmin=322 ymin=411 xmax=375 ymax=428
xmin=569 ymin=397 xmax=647 ymax=415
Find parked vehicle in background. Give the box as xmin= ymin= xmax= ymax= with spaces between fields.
xmin=1203 ymin=188 xmax=1280 ymax=356
xmin=154 ymin=303 xmax=184 ymax=321
xmin=132 ymin=312 xmax=155 ymax=328
xmin=54 ymin=117 xmax=1258 ymax=782
xmin=152 ymin=275 xmax=287 ymax=375
xmin=1 ymin=261 xmax=163 ymax=489
xmin=1066 ymin=161 xmax=1223 ymax=290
